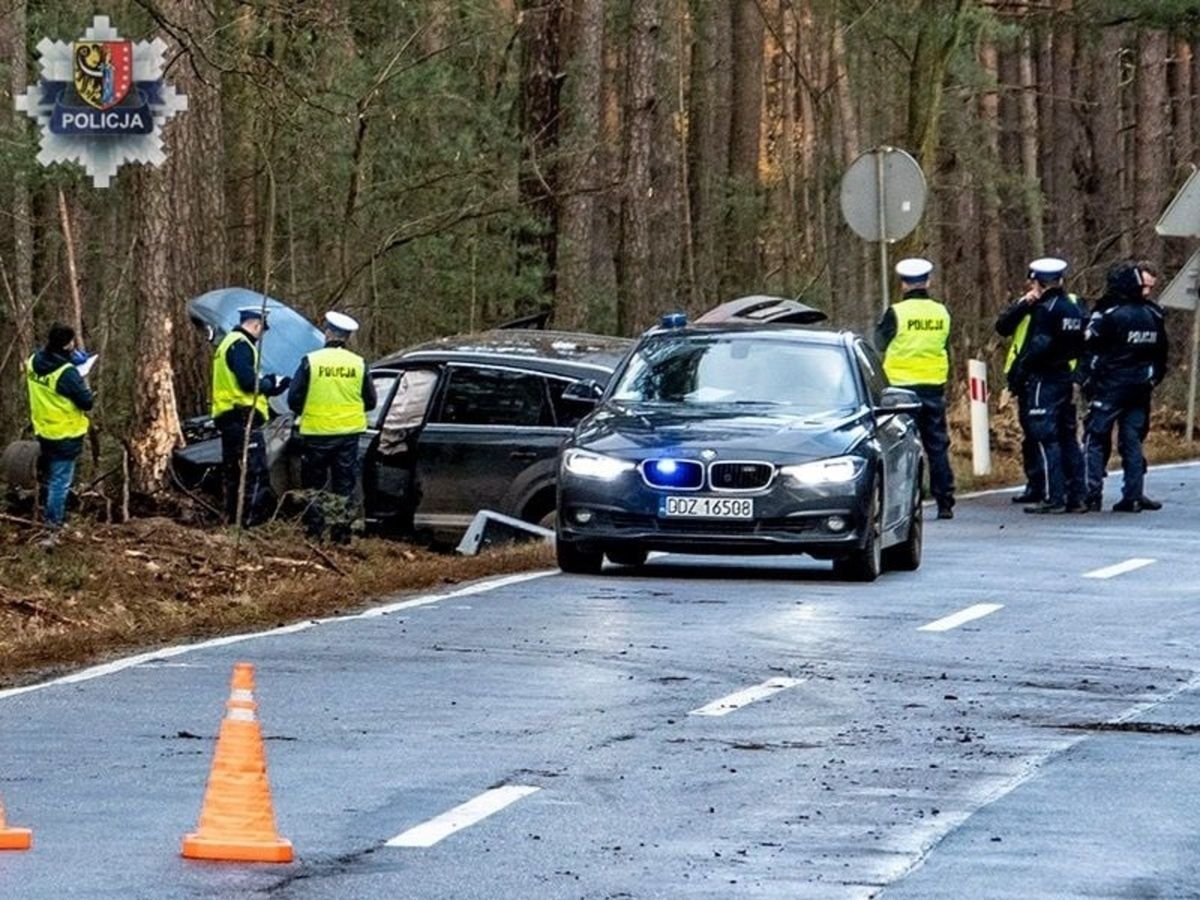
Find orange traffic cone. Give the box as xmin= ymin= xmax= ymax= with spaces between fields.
xmin=0 ymin=795 xmax=31 ymax=851
xmin=181 ymin=662 xmax=293 ymax=863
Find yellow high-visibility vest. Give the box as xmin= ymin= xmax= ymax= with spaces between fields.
xmin=1004 ymin=294 xmax=1079 ymax=375
xmin=26 ymin=355 xmax=89 ymax=440
xmin=882 ymin=297 xmax=951 ymax=386
xmin=211 ymin=331 xmax=269 ymax=419
xmin=298 ymin=346 xmax=367 ymax=436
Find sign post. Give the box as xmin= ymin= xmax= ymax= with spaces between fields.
xmin=839 ymin=147 xmax=927 ymax=316
xmin=1156 ymin=169 xmax=1200 ymax=442
xmin=968 ymin=359 xmax=991 ymax=476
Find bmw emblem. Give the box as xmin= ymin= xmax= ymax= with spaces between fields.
xmin=700 ymin=449 xmax=717 ymax=461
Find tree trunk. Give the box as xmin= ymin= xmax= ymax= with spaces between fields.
xmin=1018 ymin=29 xmax=1045 ymax=257
xmin=688 ymin=0 xmax=732 ymax=306
xmin=556 ymin=0 xmax=606 ymax=329
xmin=617 ymin=0 xmax=659 ymax=333
xmin=7 ymin=0 xmax=34 ymax=366
xmin=978 ymin=39 xmax=1005 ymax=315
xmin=1135 ymin=29 xmax=1169 ymax=268
xmin=724 ymin=0 xmax=765 ymax=295
xmin=517 ymin=0 xmax=566 ymax=298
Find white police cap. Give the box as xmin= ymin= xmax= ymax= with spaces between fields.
xmin=1028 ymin=257 xmax=1069 ymax=280
xmin=324 ymin=311 xmax=359 ymax=334
xmin=895 ymin=258 xmax=934 ymax=282
xmin=237 ymin=306 xmax=267 ymax=320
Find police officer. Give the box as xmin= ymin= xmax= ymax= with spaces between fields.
xmin=1081 ymin=261 xmax=1168 ymax=512
xmin=211 ymin=307 xmax=289 ymax=526
xmin=995 ymin=281 xmax=1045 ymax=504
xmin=875 ymin=258 xmax=955 ymax=519
xmin=26 ymin=323 xmax=93 ymax=546
xmin=287 ymin=312 xmax=376 ymax=544
xmin=1014 ymin=258 xmax=1086 ymax=514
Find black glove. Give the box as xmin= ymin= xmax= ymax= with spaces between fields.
xmin=273 ymin=376 xmax=292 ymax=396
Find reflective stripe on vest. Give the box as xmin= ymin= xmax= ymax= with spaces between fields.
xmin=26 ymin=356 xmax=88 ymax=440
xmin=882 ymin=298 xmax=951 ymax=386
xmin=298 ymin=346 xmax=367 ymax=436
xmin=211 ymin=331 xmax=269 ymax=419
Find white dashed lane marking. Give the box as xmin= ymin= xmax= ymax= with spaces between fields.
xmin=1082 ymin=558 xmax=1157 ymax=579
xmin=688 ymin=677 xmax=804 ymax=717
xmin=918 ymin=603 xmax=1004 ymax=633
xmin=386 ymin=785 xmax=541 ymax=848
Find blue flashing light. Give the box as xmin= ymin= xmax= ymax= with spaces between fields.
xmin=660 ymin=311 xmax=688 ymax=329
xmin=643 ymin=458 xmax=704 ymax=489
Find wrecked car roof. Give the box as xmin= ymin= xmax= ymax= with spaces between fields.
xmin=187 ymin=288 xmax=325 ymax=382
xmin=374 ymin=329 xmax=634 ymax=373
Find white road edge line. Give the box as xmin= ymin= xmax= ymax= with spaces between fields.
xmin=688 ymin=677 xmax=804 ymax=717
xmin=1082 ymin=557 xmax=1157 ymax=579
xmin=0 ymin=570 xmax=555 ymax=703
xmin=932 ymin=457 xmax=1200 ymax=504
xmin=386 ymin=785 xmax=540 ymax=848
xmin=917 ymin=603 xmax=1004 ymax=633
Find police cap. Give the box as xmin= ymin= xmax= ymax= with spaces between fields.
xmin=1028 ymin=257 xmax=1069 ymax=283
xmin=238 ymin=306 xmax=269 ymax=330
xmin=323 ymin=311 xmax=360 ymax=336
xmin=895 ymin=258 xmax=934 ymax=283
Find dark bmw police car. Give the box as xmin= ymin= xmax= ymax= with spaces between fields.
xmin=555 ymin=316 xmax=926 ymax=581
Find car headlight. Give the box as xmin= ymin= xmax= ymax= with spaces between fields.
xmin=562 ymin=448 xmax=636 ymax=481
xmin=780 ymin=456 xmax=866 ymax=486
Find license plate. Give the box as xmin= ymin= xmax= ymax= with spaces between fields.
xmin=661 ymin=496 xmax=754 ymax=519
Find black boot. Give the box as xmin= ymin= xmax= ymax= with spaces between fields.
xmin=1025 ymin=502 xmax=1067 ymax=515
xmin=1011 ymin=490 xmax=1043 ymax=504
xmin=1137 ymin=496 xmax=1162 ymax=511
xmin=1112 ymin=498 xmax=1142 ymax=513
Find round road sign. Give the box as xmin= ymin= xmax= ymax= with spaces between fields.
xmin=839 ymin=147 xmax=926 ymax=243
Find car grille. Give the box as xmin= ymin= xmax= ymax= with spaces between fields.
xmin=708 ymin=462 xmax=774 ymax=491
xmin=602 ymin=511 xmax=822 ymax=536
xmin=641 ymin=459 xmax=705 ymax=490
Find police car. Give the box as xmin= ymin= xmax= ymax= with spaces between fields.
xmin=554 ymin=314 xmax=927 ymax=581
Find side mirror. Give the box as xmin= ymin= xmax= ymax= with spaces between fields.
xmin=562 ymin=379 xmax=604 ymax=406
xmin=874 ymin=387 xmax=922 ymax=417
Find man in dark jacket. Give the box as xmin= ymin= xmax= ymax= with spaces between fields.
xmin=1081 ymin=261 xmax=1168 ymax=512
xmin=995 ymin=284 xmax=1044 ymax=504
xmin=287 ymin=311 xmax=376 ymax=543
xmin=210 ymin=308 xmax=290 ymax=526
xmin=26 ymin=323 xmax=94 ymax=545
xmin=1016 ymin=258 xmax=1087 ymax=514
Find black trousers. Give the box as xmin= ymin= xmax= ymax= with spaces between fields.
xmin=911 ymin=386 xmax=955 ymax=507
xmin=1025 ymin=378 xmax=1084 ymax=506
xmin=1083 ymin=384 xmax=1151 ymax=504
xmin=218 ymin=413 xmax=271 ymax=526
xmin=300 ymin=434 xmax=360 ymax=542
xmin=1015 ymin=387 xmax=1045 ymax=498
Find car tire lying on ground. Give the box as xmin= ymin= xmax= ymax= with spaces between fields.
xmin=557 ymin=538 xmax=603 ymax=575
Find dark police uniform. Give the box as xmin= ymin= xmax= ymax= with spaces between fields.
xmin=876 ymin=288 xmax=955 ymax=516
xmin=995 ymin=300 xmax=1044 ymax=503
xmin=1017 ymin=287 xmax=1085 ymax=512
xmin=1082 ymin=264 xmax=1168 ymax=511
xmin=211 ymin=325 xmax=286 ymax=526
xmin=287 ymin=342 xmax=376 ymax=543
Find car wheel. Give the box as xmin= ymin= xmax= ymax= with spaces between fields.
xmin=606 ymin=548 xmax=648 ymax=567
xmin=556 ymin=538 xmax=604 ymax=575
xmin=833 ymin=481 xmax=882 ymax=583
xmin=883 ymin=489 xmax=922 ymax=572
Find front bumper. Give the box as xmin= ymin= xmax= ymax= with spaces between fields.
xmin=557 ymin=468 xmax=871 ymax=558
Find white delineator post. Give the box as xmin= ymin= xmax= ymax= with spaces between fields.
xmin=968 ymin=359 xmax=991 ymax=476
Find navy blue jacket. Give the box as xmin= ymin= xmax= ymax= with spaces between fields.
xmin=30 ymin=348 xmax=94 ymax=458
xmin=1084 ymin=298 xmax=1168 ymax=391
xmin=1018 ymin=288 xmax=1084 ymax=382
xmin=214 ymin=327 xmax=286 ymax=427
xmin=286 ymin=341 xmax=377 ymax=419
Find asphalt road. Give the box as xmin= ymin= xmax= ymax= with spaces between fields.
xmin=4 ymin=463 xmax=1200 ymax=899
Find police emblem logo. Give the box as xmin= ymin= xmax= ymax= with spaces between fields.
xmin=15 ymin=16 xmax=188 ymax=188
xmin=73 ymin=41 xmax=134 ymax=111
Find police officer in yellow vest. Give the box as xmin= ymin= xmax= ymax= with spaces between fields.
xmin=995 ymin=277 xmax=1046 ymax=504
xmin=875 ymin=258 xmax=956 ymax=519
xmin=212 ymin=307 xmax=290 ymax=526
xmin=287 ymin=311 xmax=376 ymax=543
xmin=26 ymin=323 xmax=94 ymax=544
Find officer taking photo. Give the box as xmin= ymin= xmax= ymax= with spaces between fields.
xmin=1012 ymin=258 xmax=1086 ymax=514
xmin=995 ymin=277 xmax=1045 ymax=504
xmin=1081 ymin=261 xmax=1168 ymax=512
xmin=211 ymin=307 xmax=290 ymax=527
xmin=287 ymin=312 xmax=376 ymax=544
xmin=875 ymin=258 xmax=956 ymax=519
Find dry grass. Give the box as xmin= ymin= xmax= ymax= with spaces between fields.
xmin=0 ymin=518 xmax=552 ymax=687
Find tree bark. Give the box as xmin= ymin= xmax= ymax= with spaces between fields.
xmin=617 ymin=0 xmax=659 ymax=333
xmin=978 ymin=40 xmax=1005 ymax=315
xmin=7 ymin=0 xmax=34 ymax=365
xmin=1135 ymin=29 xmax=1169 ymax=267
xmin=724 ymin=0 xmax=765 ymax=294
xmin=556 ymin=0 xmax=606 ymax=329
xmin=1018 ymin=29 xmax=1045 ymax=257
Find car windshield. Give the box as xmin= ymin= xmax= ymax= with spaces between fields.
xmin=610 ymin=335 xmax=859 ymax=410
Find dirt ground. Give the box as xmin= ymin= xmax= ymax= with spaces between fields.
xmin=0 ymin=517 xmax=552 ymax=687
